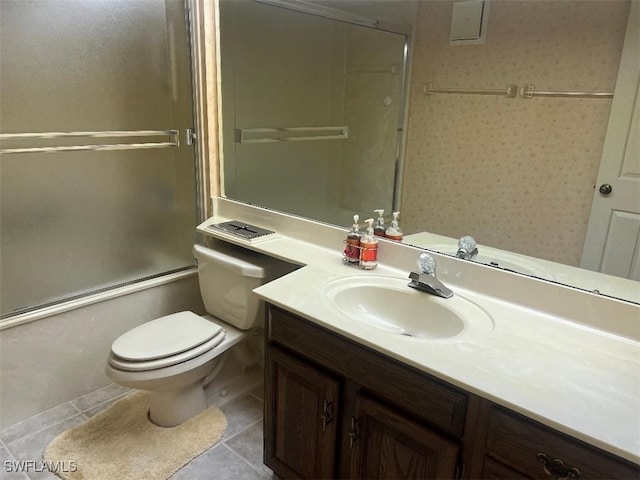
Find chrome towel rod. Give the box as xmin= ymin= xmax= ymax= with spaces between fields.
xmin=520 ymin=84 xmax=614 ymax=99
xmin=423 ymin=83 xmax=615 ymax=100
xmin=238 ymin=126 xmax=349 ymax=144
xmin=423 ymin=83 xmax=519 ymax=98
xmin=0 ymin=130 xmax=180 ymax=155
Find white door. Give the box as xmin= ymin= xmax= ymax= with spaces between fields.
xmin=581 ymin=2 xmax=640 ymax=281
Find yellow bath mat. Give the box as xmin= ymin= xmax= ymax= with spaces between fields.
xmin=43 ymin=390 xmax=226 ymax=480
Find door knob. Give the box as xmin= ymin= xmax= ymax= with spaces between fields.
xmin=598 ymin=184 xmax=613 ymax=195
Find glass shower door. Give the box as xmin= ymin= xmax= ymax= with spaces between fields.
xmin=0 ymin=0 xmax=198 ymax=316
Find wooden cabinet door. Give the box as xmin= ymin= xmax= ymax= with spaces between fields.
xmin=349 ymin=393 xmax=460 ymax=479
xmin=264 ymin=345 xmax=340 ymax=479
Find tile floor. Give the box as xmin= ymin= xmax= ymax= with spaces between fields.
xmin=0 ymin=383 xmax=275 ymax=480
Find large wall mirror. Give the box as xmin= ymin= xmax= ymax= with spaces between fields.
xmin=219 ymin=0 xmax=640 ymax=304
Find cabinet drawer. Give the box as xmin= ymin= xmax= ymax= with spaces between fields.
xmin=481 ymin=456 xmax=532 ymax=480
xmin=268 ymin=305 xmax=468 ymax=436
xmin=485 ymin=406 xmax=639 ymax=479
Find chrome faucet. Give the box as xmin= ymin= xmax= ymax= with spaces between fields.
xmin=408 ymin=253 xmax=453 ymax=299
xmin=456 ymin=235 xmax=478 ymax=261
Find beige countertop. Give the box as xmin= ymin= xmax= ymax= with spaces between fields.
xmin=199 ymin=199 xmax=640 ymax=464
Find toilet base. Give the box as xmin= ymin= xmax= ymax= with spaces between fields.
xmin=149 ymin=381 xmax=207 ymax=427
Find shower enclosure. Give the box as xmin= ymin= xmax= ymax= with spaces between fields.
xmin=0 ymin=0 xmax=199 ymax=318
xmin=219 ymin=0 xmax=410 ymax=226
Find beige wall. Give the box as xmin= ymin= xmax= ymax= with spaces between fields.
xmin=0 ymin=276 xmax=205 ymax=429
xmin=402 ymin=0 xmax=629 ymax=266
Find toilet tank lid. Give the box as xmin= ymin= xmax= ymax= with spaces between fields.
xmin=193 ymin=243 xmax=283 ymax=278
xmin=111 ymin=311 xmax=222 ymax=361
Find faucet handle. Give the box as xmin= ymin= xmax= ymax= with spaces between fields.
xmin=417 ymin=252 xmax=437 ymax=276
xmin=458 ymin=235 xmax=476 ymax=251
xmin=457 ymin=235 xmax=478 ymax=260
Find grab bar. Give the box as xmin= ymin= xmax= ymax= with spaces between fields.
xmin=423 ymin=83 xmax=518 ymax=98
xmin=520 ymin=84 xmax=614 ymax=99
xmin=237 ymin=126 xmax=349 ymax=143
xmin=0 ymin=130 xmax=180 ymax=154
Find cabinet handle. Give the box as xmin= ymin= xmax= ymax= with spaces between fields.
xmin=348 ymin=417 xmax=359 ymax=449
xmin=320 ymin=400 xmax=332 ymax=432
xmin=537 ymin=453 xmax=581 ymax=480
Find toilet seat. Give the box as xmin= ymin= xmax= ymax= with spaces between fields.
xmin=109 ymin=312 xmax=226 ymax=372
xmin=109 ymin=331 xmax=226 ymax=371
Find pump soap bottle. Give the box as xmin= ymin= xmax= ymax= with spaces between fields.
xmin=385 ymin=211 xmax=403 ymax=241
xmin=359 ymin=218 xmax=378 ymax=269
xmin=344 ymin=214 xmax=361 ymax=264
xmin=373 ymin=209 xmax=386 ymax=237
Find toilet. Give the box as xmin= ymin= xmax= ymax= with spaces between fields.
xmin=105 ymin=241 xmax=290 ymax=427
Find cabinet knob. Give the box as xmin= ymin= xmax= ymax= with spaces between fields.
xmin=537 ymin=453 xmax=581 ymax=480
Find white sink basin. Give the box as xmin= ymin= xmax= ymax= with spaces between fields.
xmin=321 ymin=275 xmax=494 ymax=341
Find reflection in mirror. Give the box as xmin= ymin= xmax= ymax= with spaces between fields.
xmin=401 ymin=0 xmax=639 ymax=303
xmin=220 ymin=0 xmax=409 ymax=226
xmin=219 ymin=0 xmax=640 ymax=304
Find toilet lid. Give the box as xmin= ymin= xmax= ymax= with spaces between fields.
xmin=108 ymin=329 xmax=226 ymax=371
xmin=111 ymin=311 xmax=223 ymax=361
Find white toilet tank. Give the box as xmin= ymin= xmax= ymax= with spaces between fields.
xmin=193 ymin=242 xmax=293 ymax=330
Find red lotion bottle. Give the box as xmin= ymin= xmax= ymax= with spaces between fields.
xmin=359 ymin=218 xmax=378 ymax=269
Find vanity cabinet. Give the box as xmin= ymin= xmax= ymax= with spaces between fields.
xmin=264 ymin=305 xmax=468 ymax=479
xmin=264 ymin=304 xmax=640 ymax=480
xmin=264 ymin=345 xmax=460 ymax=479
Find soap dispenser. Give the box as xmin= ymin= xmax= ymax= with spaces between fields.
xmin=343 ymin=214 xmax=361 ymax=264
xmin=385 ymin=211 xmax=403 ymax=241
xmin=373 ymin=209 xmax=386 ymax=237
xmin=359 ymin=218 xmax=378 ymax=270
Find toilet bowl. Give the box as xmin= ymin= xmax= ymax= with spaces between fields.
xmin=106 ymin=242 xmax=290 ymax=427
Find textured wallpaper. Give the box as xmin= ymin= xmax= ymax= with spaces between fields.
xmin=402 ymin=0 xmax=630 ymax=266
